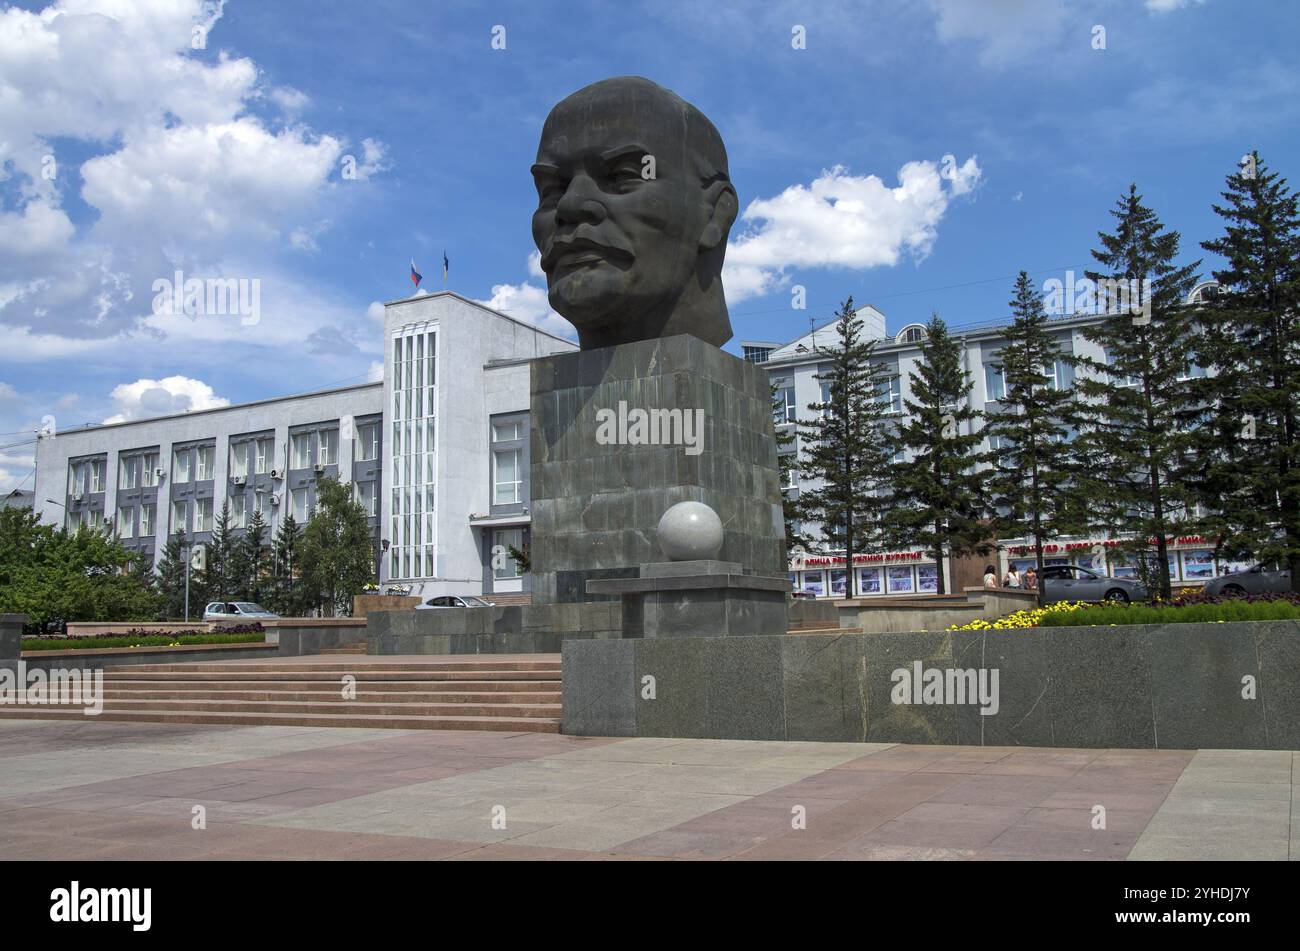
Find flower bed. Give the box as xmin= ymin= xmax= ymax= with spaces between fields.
xmin=950 ymin=595 xmax=1300 ymax=630
xmin=22 ymin=623 xmax=265 ymax=652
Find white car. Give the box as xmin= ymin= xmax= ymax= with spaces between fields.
xmin=415 ymin=595 xmax=496 ymax=609
xmin=203 ymin=601 xmax=280 ymax=622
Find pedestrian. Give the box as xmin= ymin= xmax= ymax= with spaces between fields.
xmin=1023 ymin=567 xmax=1038 ymax=591
xmin=1003 ymin=566 xmax=1021 ymax=588
xmin=983 ymin=564 xmax=998 ymax=588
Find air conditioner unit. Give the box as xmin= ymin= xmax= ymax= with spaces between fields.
xmin=270 ymin=469 xmax=283 ymax=480
xmin=313 ymin=463 xmax=326 ymax=474
xmin=270 ymin=494 xmax=281 ymax=507
xmin=233 ymin=475 xmax=247 ymax=486
xmin=72 ymin=493 xmax=84 ymax=503
xmin=154 ymin=468 xmax=166 ymax=480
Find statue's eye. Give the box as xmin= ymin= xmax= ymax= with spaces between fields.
xmin=608 ymin=158 xmax=645 ymax=186
xmin=537 ymin=179 xmax=565 ymax=204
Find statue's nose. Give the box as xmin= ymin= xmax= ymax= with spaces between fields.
xmin=555 ymin=176 xmax=607 ymax=226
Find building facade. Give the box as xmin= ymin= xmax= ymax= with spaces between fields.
xmin=755 ymin=283 xmax=1233 ymax=598
xmin=32 ymin=293 xmax=576 ymax=601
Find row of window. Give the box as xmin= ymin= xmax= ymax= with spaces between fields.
xmin=390 ymin=328 xmax=438 ymax=580
xmin=71 ymin=423 xmax=382 ymax=496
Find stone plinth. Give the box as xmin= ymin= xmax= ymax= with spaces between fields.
xmin=586 ymin=560 xmax=790 ymax=638
xmin=1 ymin=614 xmax=27 ymax=671
xmin=530 ymin=335 xmax=785 ymax=603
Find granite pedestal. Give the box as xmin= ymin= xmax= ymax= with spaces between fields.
xmin=530 ymin=335 xmax=785 ymax=604
xmin=586 ymin=560 xmax=790 ymax=638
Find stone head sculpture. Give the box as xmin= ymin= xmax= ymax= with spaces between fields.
xmin=531 ymin=76 xmax=739 ymax=350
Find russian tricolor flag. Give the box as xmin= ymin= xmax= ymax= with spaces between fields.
xmin=410 ymin=259 xmax=422 ymax=289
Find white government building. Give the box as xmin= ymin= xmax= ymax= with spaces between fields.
xmin=32 ymin=285 xmax=1236 ymax=601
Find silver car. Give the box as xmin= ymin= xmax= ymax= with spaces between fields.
xmin=1039 ymin=565 xmax=1148 ymax=604
xmin=203 ymin=601 xmax=280 ymax=622
xmin=415 ymin=595 xmax=496 ymax=609
xmin=1203 ymin=562 xmax=1291 ymax=597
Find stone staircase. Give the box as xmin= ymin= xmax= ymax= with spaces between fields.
xmin=0 ymin=657 xmax=562 ymax=733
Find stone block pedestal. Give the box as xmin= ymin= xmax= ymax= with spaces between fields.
xmin=586 ymin=560 xmax=790 ymax=638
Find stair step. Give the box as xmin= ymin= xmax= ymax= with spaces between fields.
xmin=96 ymin=680 xmax=557 ymax=695
xmin=102 ymin=669 xmax=559 ymax=682
xmin=0 ymin=706 xmax=560 ymax=733
xmin=87 ymin=698 xmax=562 ymax=717
xmin=108 ymin=660 xmax=561 ymax=674
xmin=85 ymin=688 xmax=560 ymax=704
xmin=319 ymin=645 xmax=368 ymax=654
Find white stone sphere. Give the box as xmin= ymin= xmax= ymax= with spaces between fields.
xmin=657 ymin=501 xmax=724 ymax=561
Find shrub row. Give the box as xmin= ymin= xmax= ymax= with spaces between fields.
xmin=20 ymin=631 xmax=267 ymax=652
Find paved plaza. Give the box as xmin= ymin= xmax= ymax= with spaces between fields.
xmin=0 ymin=719 xmax=1296 ymax=860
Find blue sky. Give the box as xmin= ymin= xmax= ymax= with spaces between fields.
xmin=1 ymin=0 xmax=1298 ymax=492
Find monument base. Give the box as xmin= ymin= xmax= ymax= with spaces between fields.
xmin=586 ymin=560 xmax=789 ymax=638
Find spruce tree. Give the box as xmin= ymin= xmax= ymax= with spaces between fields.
xmin=881 ymin=314 xmax=989 ymax=593
xmin=230 ymin=509 xmax=269 ymax=603
xmin=270 ymin=512 xmax=304 ymax=616
xmin=299 ymin=477 xmax=377 ymax=617
xmin=201 ymin=500 xmax=235 ymax=602
xmin=154 ymin=528 xmax=190 ymax=620
xmin=794 ymin=296 xmax=893 ymax=597
xmin=1197 ymin=151 xmax=1300 ymax=589
xmin=985 ymin=272 xmax=1078 ymax=601
xmin=1072 ymin=184 xmax=1202 ymax=599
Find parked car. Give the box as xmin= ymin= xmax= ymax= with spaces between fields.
xmin=415 ymin=595 xmax=496 ymax=609
xmin=1039 ymin=565 xmax=1148 ymax=604
xmin=1203 ymin=562 xmax=1291 ymax=597
xmin=203 ymin=601 xmax=280 ymax=622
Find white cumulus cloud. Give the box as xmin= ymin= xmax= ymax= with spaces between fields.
xmin=103 ymin=375 xmax=229 ymax=425
xmin=723 ymin=155 xmax=982 ymax=303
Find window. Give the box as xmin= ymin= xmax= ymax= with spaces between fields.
xmin=68 ymin=463 xmax=85 ymax=496
xmin=355 ymin=480 xmax=377 ymax=517
xmin=173 ymin=449 xmax=192 ymax=484
xmin=291 ymin=488 xmax=310 ymax=522
xmin=774 ymin=381 xmax=796 ymax=424
xmin=1046 ymin=358 xmax=1075 ymax=391
xmin=391 ymin=327 xmax=438 ymax=578
xmin=291 ymin=433 xmax=312 ymax=469
xmin=780 ymin=457 xmax=798 ymax=489
xmin=119 ymin=457 xmax=138 ymax=490
xmin=141 ymin=453 xmax=158 ymax=487
xmin=89 ymin=460 xmax=104 ymax=493
xmin=193 ymin=497 xmax=213 ymax=533
xmin=492 ymin=420 xmax=523 ymax=442
xmin=195 ymin=446 xmax=215 ymax=481
xmin=140 ymin=504 xmax=155 ymax=537
xmin=119 ymin=506 xmax=135 ymax=538
xmin=878 ymin=375 xmax=901 ymax=413
xmin=492 ymin=528 xmax=524 ymax=579
xmin=743 ymin=345 xmax=773 ymax=364
xmin=231 ymin=494 xmax=247 ymax=529
xmin=355 ymin=422 xmax=380 ymax=462
xmin=172 ymin=500 xmax=187 ymax=534
xmin=255 ymin=438 xmax=272 ymax=474
xmin=984 ymin=364 xmax=1005 ymax=401
xmin=318 ymin=429 xmax=339 ymax=466
xmin=254 ymin=491 xmax=270 ymax=523
xmin=494 ymin=449 xmax=522 ymax=505
xmin=230 ymin=442 xmax=249 ymax=478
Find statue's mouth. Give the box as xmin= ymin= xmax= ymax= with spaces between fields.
xmin=544 ymin=236 xmax=634 ymax=275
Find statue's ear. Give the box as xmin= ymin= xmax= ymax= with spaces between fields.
xmin=699 ymin=180 xmax=738 ymax=252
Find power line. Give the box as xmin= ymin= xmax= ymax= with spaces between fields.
xmin=728 ymin=261 xmax=1094 ymax=328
